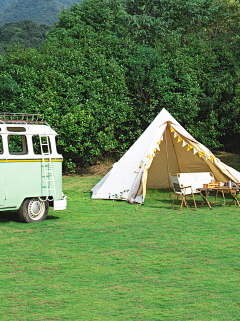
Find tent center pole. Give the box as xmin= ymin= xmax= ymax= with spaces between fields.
xmin=165 ymin=125 xmax=171 ymax=197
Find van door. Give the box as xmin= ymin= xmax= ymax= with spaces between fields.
xmin=0 ymin=135 xmax=6 ymax=206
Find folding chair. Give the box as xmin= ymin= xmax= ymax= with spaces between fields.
xmin=170 ymin=178 xmax=198 ymax=210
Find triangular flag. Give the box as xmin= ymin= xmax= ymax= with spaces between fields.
xmin=177 ymin=136 xmax=183 ymax=143
xmin=147 ymin=154 xmax=151 ymax=159
xmin=210 ymin=155 xmax=215 ymax=162
xmin=182 ymin=140 xmax=187 ymax=147
xmin=170 ymin=127 xmax=175 ymax=132
xmin=153 ymin=148 xmax=157 ymax=153
xmin=158 ymin=135 xmax=163 ymax=145
xmin=199 ymin=151 xmax=204 ymax=158
xmin=193 ymin=148 xmax=198 ymax=155
xmin=139 ymin=161 xmax=143 ymax=168
xmin=187 ymin=144 xmax=193 ymax=151
xmin=174 ymin=131 xmax=178 ymax=138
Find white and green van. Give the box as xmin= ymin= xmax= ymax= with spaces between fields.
xmin=0 ymin=113 xmax=67 ymax=223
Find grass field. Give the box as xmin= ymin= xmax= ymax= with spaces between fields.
xmin=0 ymin=153 xmax=240 ymax=320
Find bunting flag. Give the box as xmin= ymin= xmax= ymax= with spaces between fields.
xmin=158 ymin=136 xmax=163 ymax=145
xmin=193 ymin=148 xmax=198 ymax=155
xmin=177 ymin=136 xmax=183 ymax=143
xmin=169 ymin=129 xmax=215 ymax=162
xmin=210 ymin=155 xmax=215 ymax=162
xmin=182 ymin=140 xmax=187 ymax=147
xmin=153 ymin=148 xmax=157 ymax=153
xmin=139 ymin=161 xmax=143 ymax=168
xmin=147 ymin=154 xmax=151 ymax=159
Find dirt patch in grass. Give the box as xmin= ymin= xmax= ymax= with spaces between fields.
xmin=215 ymin=151 xmax=240 ymax=171
xmin=65 ymin=162 xmax=114 ymax=178
xmin=80 ymin=163 xmax=113 ymax=177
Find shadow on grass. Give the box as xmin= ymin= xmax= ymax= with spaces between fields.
xmin=0 ymin=211 xmax=19 ymax=223
xmin=0 ymin=211 xmax=59 ymax=223
xmin=46 ymin=215 xmax=59 ymax=220
xmin=153 ymin=197 xmax=238 ymax=210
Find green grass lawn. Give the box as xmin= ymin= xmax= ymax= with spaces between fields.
xmin=0 ymin=172 xmax=240 ymax=320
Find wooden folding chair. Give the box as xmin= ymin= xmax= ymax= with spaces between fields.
xmin=171 ymin=182 xmax=198 ymax=210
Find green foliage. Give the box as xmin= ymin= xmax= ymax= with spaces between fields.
xmin=122 ymin=0 xmax=240 ymax=148
xmin=0 ymin=70 xmax=20 ymax=98
xmin=0 ymin=38 xmax=134 ymax=169
xmin=0 ymin=0 xmax=239 ymax=170
xmin=0 ymin=20 xmax=52 ymax=54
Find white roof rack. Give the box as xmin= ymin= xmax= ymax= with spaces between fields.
xmin=0 ymin=112 xmax=44 ymax=122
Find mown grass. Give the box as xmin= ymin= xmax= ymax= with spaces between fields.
xmin=0 ymin=173 xmax=240 ymax=320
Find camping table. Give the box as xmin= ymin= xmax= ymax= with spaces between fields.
xmin=196 ymin=187 xmax=240 ymax=210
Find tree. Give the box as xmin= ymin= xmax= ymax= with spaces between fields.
xmin=0 ymin=0 xmax=239 ymax=171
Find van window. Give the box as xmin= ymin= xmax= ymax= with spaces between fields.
xmin=7 ymin=127 xmax=26 ymax=132
xmin=0 ymin=135 xmax=3 ymax=154
xmin=8 ymin=135 xmax=28 ymax=155
xmin=32 ymin=135 xmax=52 ymax=155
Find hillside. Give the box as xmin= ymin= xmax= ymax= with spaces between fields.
xmin=0 ymin=0 xmax=80 ymax=25
xmin=0 ymin=0 xmax=16 ymax=12
xmin=0 ymin=19 xmax=52 ymax=53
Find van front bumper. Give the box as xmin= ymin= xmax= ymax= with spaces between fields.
xmin=53 ymin=194 xmax=67 ymax=211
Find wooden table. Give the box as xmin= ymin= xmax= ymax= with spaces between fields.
xmin=196 ymin=187 xmax=240 ymax=210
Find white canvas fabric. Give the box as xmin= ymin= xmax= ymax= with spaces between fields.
xmin=91 ymin=108 xmax=240 ymax=203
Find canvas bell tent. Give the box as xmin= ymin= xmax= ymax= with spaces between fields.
xmin=91 ymin=108 xmax=240 ymax=204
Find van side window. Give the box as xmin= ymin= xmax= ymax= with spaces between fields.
xmin=7 ymin=127 xmax=26 ymax=132
xmin=32 ymin=135 xmax=52 ymax=155
xmin=0 ymin=135 xmax=3 ymax=154
xmin=8 ymin=135 xmax=28 ymax=155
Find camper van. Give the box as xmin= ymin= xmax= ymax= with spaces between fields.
xmin=0 ymin=113 xmax=67 ymax=223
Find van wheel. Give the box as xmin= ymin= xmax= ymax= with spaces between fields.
xmin=18 ymin=198 xmax=49 ymax=223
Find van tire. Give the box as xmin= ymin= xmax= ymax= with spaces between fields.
xmin=18 ymin=198 xmax=49 ymax=223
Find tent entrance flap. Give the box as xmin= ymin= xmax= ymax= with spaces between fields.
xmin=147 ymin=126 xmax=180 ymax=189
